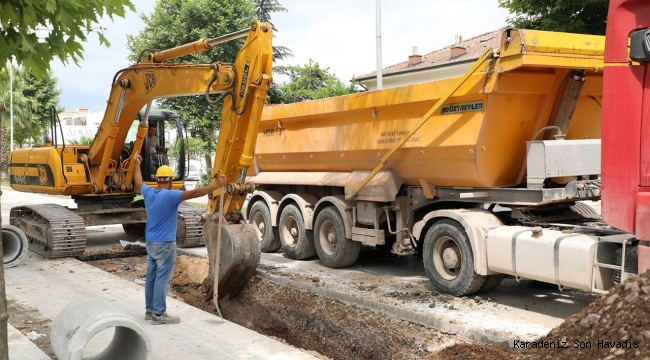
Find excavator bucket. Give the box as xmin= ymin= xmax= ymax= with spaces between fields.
xmin=203 ymin=221 xmax=260 ymax=299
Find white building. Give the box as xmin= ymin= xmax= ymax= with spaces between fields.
xmin=51 ymin=108 xmax=104 ymax=146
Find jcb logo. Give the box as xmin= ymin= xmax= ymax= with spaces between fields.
xmin=144 ymin=72 xmax=156 ymax=93
xmin=37 ymin=166 xmax=48 ymax=185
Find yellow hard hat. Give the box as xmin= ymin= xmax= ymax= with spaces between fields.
xmin=155 ymin=165 xmax=174 ymax=179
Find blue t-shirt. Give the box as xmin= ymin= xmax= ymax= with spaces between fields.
xmin=141 ymin=184 xmax=183 ymax=242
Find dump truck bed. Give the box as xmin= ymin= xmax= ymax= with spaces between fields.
xmin=254 ymin=29 xmax=604 ymax=189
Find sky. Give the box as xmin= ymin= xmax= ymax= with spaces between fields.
xmin=51 ymin=0 xmax=510 ymax=114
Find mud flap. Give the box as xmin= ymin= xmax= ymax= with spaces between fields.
xmin=204 ymin=220 xmax=261 ymax=299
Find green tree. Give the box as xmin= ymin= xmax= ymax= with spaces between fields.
xmin=269 ymin=59 xmax=356 ymax=104
xmin=254 ymin=0 xmax=292 ymax=64
xmin=127 ymin=0 xmax=288 ymax=168
xmin=68 ymin=136 xmax=95 ymax=146
xmin=498 ymin=0 xmax=609 ymax=35
xmin=14 ymin=71 xmax=62 ymax=146
xmin=0 ymin=67 xmax=36 ymax=179
xmin=0 ymin=0 xmax=135 ymax=77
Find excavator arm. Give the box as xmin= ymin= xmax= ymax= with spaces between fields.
xmin=8 ymin=21 xmax=272 ymax=273
xmin=82 ymin=19 xmax=272 ymax=299
xmin=199 ymin=21 xmax=273 ymax=301
xmin=84 ymin=21 xmax=272 ymax=197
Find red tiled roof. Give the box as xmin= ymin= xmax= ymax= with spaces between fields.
xmin=356 ymin=29 xmax=503 ymax=80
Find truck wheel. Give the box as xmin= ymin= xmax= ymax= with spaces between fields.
xmin=249 ymin=201 xmax=281 ymax=252
xmin=477 ymin=274 xmax=504 ymax=293
xmin=423 ymin=219 xmax=485 ymax=296
xmin=279 ymin=204 xmax=315 ymax=260
xmin=123 ymin=199 xmax=145 ymax=236
xmin=314 ymin=206 xmax=360 ymax=268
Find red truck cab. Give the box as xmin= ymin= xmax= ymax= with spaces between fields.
xmin=602 ymin=0 xmax=650 ymax=271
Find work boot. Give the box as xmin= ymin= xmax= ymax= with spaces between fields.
xmin=145 ymin=308 xmax=153 ymax=321
xmin=151 ymin=311 xmax=181 ymax=325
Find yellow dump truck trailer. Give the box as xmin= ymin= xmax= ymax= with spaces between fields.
xmin=246 ymin=29 xmax=627 ymax=296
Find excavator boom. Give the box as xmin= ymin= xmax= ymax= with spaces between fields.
xmin=9 ymin=19 xmax=272 ymax=296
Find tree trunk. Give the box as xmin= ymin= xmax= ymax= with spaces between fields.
xmin=0 ymin=190 xmax=9 ymax=360
xmin=0 ymin=123 xmax=8 ymax=181
xmin=204 ymin=154 xmax=212 ymax=173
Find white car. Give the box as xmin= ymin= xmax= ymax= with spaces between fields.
xmin=185 ymin=164 xmax=200 ymax=181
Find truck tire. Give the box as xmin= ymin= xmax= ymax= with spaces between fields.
xmin=249 ymin=201 xmax=281 ymax=252
xmin=314 ymin=206 xmax=360 ymax=268
xmin=123 ymin=199 xmax=146 ymax=236
xmin=279 ymin=204 xmax=316 ymax=260
xmin=477 ymin=274 xmax=504 ymax=293
xmin=423 ymin=219 xmax=486 ymax=296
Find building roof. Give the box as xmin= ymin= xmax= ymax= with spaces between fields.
xmin=356 ymin=29 xmax=503 ymax=81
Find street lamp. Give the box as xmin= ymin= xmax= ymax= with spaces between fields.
xmin=376 ymin=0 xmax=383 ymax=90
xmin=8 ymin=61 xmax=13 ymax=152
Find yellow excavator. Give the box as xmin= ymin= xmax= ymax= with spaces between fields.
xmin=8 ymin=21 xmax=273 ymax=296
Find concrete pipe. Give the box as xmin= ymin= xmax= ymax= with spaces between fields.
xmin=2 ymin=224 xmax=28 ymax=268
xmin=50 ymin=298 xmax=152 ymax=360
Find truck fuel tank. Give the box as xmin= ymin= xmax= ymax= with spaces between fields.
xmin=486 ymin=226 xmax=617 ymax=291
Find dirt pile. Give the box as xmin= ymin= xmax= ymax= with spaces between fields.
xmin=423 ymin=343 xmax=513 ymax=360
xmin=516 ymin=270 xmax=650 ymax=359
xmin=171 ymin=255 xmax=208 ymax=285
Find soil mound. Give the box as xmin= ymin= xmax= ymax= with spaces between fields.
xmin=423 ymin=343 xmax=512 ymax=360
xmin=517 ymin=270 xmax=650 ymax=359
xmin=171 ymin=255 xmax=208 ymax=285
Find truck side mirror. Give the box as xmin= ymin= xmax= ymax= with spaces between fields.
xmin=630 ymin=29 xmax=650 ymax=63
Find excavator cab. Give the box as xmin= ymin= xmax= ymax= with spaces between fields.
xmin=124 ymin=108 xmax=186 ymax=186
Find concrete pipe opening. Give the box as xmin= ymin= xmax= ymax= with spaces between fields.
xmin=2 ymin=224 xmax=28 ymax=268
xmin=51 ymin=298 xmax=152 ymax=360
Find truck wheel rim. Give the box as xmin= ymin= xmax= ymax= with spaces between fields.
xmin=252 ymin=211 xmax=266 ymax=242
xmin=432 ymin=236 xmax=461 ymax=281
xmin=282 ymin=216 xmax=299 ymax=248
xmin=319 ymin=220 xmax=337 ymax=255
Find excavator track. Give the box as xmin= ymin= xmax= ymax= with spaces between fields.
xmin=176 ymin=203 xmax=206 ymax=247
xmin=10 ymin=204 xmax=86 ymax=258
xmin=122 ymin=201 xmax=205 ymax=247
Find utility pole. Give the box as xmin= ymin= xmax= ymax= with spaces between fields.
xmin=376 ymin=0 xmax=383 ymax=90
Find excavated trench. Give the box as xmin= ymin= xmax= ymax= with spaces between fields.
xmin=84 ymin=253 xmax=513 ymax=360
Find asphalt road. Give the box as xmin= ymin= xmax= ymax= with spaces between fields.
xmin=0 ymin=186 xmax=596 ymax=343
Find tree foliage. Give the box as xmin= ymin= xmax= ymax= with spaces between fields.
xmin=0 ymin=0 xmax=135 ymax=77
xmin=254 ymin=0 xmax=292 ymax=63
xmin=0 ymin=66 xmax=36 ymax=178
xmin=16 ymin=71 xmax=62 ymax=145
xmin=498 ymin=0 xmax=609 ymax=35
xmin=268 ymin=60 xmax=356 ymax=104
xmin=68 ymin=135 xmax=95 ymax=146
xmin=126 ymin=0 xmax=289 ymax=162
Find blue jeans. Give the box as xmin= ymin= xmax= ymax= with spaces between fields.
xmin=145 ymin=241 xmax=176 ymax=315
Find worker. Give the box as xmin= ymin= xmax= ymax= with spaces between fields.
xmin=134 ymin=152 xmax=226 ymax=325
xmin=148 ymin=125 xmax=170 ymax=169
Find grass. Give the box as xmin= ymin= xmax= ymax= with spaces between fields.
xmin=188 ymin=202 xmax=206 ymax=209
xmin=1 ymin=180 xmax=9 ymax=187
xmin=186 ymin=201 xmax=247 ymax=218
